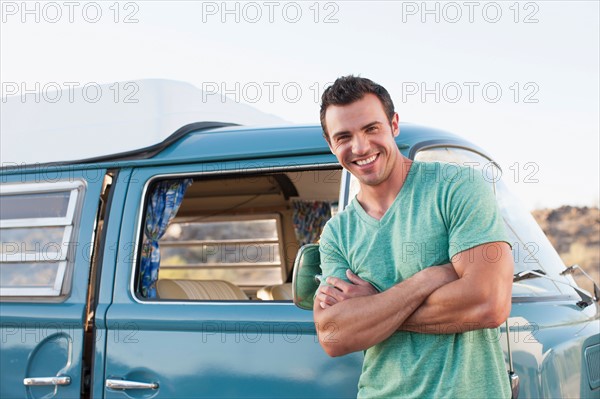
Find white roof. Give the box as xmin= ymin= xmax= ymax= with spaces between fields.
xmin=0 ymin=79 xmax=287 ymax=166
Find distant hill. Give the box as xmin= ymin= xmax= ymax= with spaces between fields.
xmin=531 ymin=206 xmax=599 ymax=294
xmin=1 ymin=79 xmax=287 ymax=166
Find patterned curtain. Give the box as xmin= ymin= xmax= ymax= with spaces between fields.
xmin=292 ymin=200 xmax=332 ymax=247
xmin=140 ymin=178 xmax=192 ymax=298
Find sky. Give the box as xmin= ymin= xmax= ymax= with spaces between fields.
xmin=1 ymin=0 xmax=599 ymax=210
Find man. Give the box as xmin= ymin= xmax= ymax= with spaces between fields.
xmin=314 ymin=75 xmax=514 ymax=398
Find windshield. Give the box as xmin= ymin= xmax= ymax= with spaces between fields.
xmin=343 ymin=145 xmax=577 ymax=298
xmin=414 ymin=146 xmax=576 ymax=297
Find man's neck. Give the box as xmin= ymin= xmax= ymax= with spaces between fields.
xmin=356 ymin=156 xmax=413 ymax=220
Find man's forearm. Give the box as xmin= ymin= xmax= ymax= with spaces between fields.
xmin=314 ymin=265 xmax=456 ymax=357
xmin=400 ymin=272 xmax=512 ymax=333
xmin=399 ymin=279 xmax=488 ymax=333
xmin=400 ymin=243 xmax=514 ymax=334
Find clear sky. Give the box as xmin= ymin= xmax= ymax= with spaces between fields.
xmin=1 ymin=0 xmax=598 ymax=210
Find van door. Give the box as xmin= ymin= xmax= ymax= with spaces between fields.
xmin=100 ymin=158 xmax=363 ymax=398
xmin=0 ymin=168 xmax=106 ymax=399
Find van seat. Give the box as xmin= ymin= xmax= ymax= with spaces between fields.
xmin=157 ymin=279 xmax=248 ymax=300
xmin=256 ymin=283 xmax=293 ymax=300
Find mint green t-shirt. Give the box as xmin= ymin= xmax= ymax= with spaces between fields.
xmin=319 ymin=161 xmax=512 ymax=399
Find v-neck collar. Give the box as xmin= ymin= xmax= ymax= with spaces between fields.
xmin=350 ymin=161 xmax=419 ymax=228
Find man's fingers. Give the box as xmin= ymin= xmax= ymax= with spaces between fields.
xmin=346 ymin=270 xmax=378 ymax=295
xmin=315 ymin=293 xmax=336 ymax=306
xmin=346 ymin=269 xmax=368 ymax=285
xmin=320 ymin=285 xmax=347 ymax=302
xmin=326 ymin=276 xmax=352 ymax=291
xmin=316 ymin=288 xmax=339 ymax=305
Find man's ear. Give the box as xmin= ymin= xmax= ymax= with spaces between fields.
xmin=392 ymin=113 xmax=400 ymax=137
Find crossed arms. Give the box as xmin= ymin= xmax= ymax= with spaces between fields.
xmin=313 ymin=242 xmax=514 ymax=357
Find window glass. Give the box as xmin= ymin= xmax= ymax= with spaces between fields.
xmin=1 ymin=227 xmax=66 ymax=252
xmin=495 ymin=179 xmax=568 ymax=281
xmin=0 ymin=263 xmax=62 ymax=288
xmin=502 ymin=215 xmax=563 ymax=296
xmin=0 ymin=191 xmax=70 ymax=220
xmin=0 ymin=181 xmax=83 ymax=297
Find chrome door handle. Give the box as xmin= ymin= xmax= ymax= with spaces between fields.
xmin=106 ymin=379 xmax=159 ymax=390
xmin=23 ymin=376 xmax=71 ymax=386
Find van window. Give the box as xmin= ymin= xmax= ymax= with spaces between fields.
xmin=135 ymin=169 xmax=341 ymax=301
xmin=0 ymin=181 xmax=85 ymax=297
xmin=412 ymin=146 xmax=565 ymax=296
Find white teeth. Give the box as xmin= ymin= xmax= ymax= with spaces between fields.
xmin=356 ymin=155 xmax=377 ymax=166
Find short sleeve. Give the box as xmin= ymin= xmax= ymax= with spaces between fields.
xmin=318 ymin=222 xmax=352 ymax=289
xmin=447 ymin=170 xmax=512 ymax=259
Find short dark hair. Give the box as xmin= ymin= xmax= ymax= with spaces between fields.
xmin=320 ymin=75 xmax=395 ymax=141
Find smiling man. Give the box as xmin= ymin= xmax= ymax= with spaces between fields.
xmin=314 ymin=76 xmax=514 ymax=398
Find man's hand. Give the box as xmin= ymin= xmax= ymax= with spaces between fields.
xmin=316 ymin=269 xmax=378 ymax=309
xmin=313 ymin=264 xmax=462 ymax=356
xmin=316 ymin=265 xmax=457 ymax=309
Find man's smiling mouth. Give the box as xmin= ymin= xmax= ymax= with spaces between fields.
xmin=355 ymin=154 xmax=378 ymax=166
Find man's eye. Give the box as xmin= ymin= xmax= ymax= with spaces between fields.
xmin=367 ymin=126 xmax=378 ymax=132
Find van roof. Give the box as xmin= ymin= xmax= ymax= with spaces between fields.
xmin=1 ymin=121 xmax=481 ymax=173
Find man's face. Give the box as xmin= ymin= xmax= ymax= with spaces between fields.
xmin=325 ymin=94 xmax=400 ymax=187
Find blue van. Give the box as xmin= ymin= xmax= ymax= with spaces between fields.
xmin=1 ymin=80 xmax=598 ymax=398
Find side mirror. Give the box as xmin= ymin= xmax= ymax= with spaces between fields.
xmin=292 ymin=244 xmax=323 ymax=310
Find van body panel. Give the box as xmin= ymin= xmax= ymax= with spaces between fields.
xmin=102 ymin=302 xmax=362 ymax=398
xmin=99 ymin=158 xmax=361 ymax=398
xmin=90 ymin=169 xmax=133 ymax=399
xmin=504 ymin=302 xmax=599 ymax=398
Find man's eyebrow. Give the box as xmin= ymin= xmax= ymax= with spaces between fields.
xmin=362 ymin=121 xmax=382 ymax=130
xmin=330 ymin=130 xmax=351 ymax=140
xmin=331 ymin=121 xmax=383 ymax=139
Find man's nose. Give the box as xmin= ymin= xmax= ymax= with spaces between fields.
xmin=352 ymin=134 xmax=370 ymax=155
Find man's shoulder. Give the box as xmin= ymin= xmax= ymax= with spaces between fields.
xmin=321 ymin=200 xmax=360 ymax=237
xmin=324 ymin=202 xmax=355 ymax=228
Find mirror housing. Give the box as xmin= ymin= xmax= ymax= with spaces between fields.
xmin=292 ymin=244 xmax=322 ymax=310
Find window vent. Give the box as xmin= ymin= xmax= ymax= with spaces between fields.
xmin=0 ymin=181 xmax=85 ymax=297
